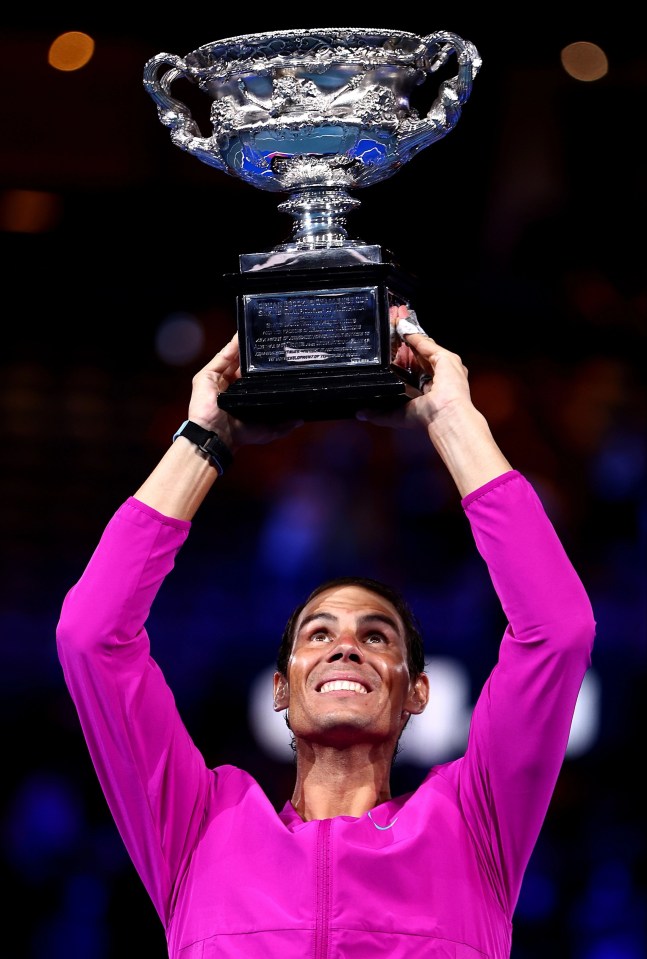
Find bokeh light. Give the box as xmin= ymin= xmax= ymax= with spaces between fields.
xmin=0 ymin=189 xmax=63 ymax=233
xmin=48 ymin=32 xmax=95 ymax=72
xmin=155 ymin=313 xmax=206 ymax=366
xmin=561 ymin=42 xmax=609 ymax=81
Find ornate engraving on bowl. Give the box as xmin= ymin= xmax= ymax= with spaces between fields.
xmin=144 ymin=27 xmax=481 ymax=195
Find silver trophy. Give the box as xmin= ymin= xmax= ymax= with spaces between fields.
xmin=144 ymin=27 xmax=481 ymax=421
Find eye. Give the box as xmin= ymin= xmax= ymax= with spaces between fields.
xmin=365 ymin=632 xmax=387 ymax=645
xmin=310 ymin=630 xmax=332 ymax=643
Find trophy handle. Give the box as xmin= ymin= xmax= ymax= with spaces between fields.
xmin=143 ymin=53 xmax=228 ymax=171
xmin=399 ymin=31 xmax=482 ymax=155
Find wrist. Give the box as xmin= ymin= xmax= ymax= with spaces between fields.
xmin=172 ymin=420 xmax=234 ymax=477
xmin=426 ymin=406 xmax=511 ymax=497
xmin=188 ymin=411 xmax=238 ymax=453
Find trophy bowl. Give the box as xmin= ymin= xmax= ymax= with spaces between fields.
xmin=144 ymin=27 xmax=481 ymax=249
xmin=144 ymin=28 xmax=481 ymax=420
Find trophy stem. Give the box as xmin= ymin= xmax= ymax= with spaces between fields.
xmin=275 ymin=188 xmax=363 ymax=251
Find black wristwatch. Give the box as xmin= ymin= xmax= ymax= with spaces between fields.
xmin=172 ymin=420 xmax=234 ymax=477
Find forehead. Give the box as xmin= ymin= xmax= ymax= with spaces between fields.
xmin=296 ymin=585 xmax=404 ymax=632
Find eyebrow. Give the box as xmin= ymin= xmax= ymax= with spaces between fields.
xmin=297 ymin=611 xmax=402 ymax=634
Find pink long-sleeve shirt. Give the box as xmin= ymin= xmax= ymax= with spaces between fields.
xmin=56 ymin=470 xmax=595 ymax=958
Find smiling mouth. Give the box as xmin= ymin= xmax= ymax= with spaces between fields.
xmin=319 ymin=680 xmax=368 ymax=694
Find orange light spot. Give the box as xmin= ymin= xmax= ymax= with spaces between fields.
xmin=0 ymin=189 xmax=63 ymax=233
xmin=560 ymin=42 xmax=608 ymax=81
xmin=48 ymin=31 xmax=95 ymax=72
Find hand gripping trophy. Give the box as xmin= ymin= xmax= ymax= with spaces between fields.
xmin=144 ymin=27 xmax=481 ymax=421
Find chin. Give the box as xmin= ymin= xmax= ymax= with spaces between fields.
xmin=306 ymin=713 xmax=391 ymax=745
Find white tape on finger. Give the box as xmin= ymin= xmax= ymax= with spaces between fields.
xmin=396 ymin=310 xmax=427 ymax=338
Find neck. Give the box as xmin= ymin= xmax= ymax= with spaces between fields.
xmin=290 ymin=740 xmax=395 ymax=821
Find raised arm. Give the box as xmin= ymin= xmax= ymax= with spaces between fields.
xmin=56 ymin=334 xmax=302 ymax=921
xmin=135 ymin=333 xmax=302 ymax=519
xmin=358 ymin=305 xmax=513 ymax=496
xmin=364 ymin=308 xmax=595 ymax=914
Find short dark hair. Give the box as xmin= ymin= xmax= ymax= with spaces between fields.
xmin=276 ymin=576 xmax=426 ymax=678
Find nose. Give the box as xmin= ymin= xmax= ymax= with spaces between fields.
xmin=327 ymin=636 xmax=364 ymax=664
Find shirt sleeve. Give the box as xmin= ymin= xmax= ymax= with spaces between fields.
xmin=456 ymin=470 xmax=596 ymax=915
xmin=56 ymin=496 xmax=209 ymax=925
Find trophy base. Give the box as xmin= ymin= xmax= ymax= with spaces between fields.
xmin=218 ymin=247 xmax=420 ymax=423
xmin=218 ymin=366 xmax=420 ymax=423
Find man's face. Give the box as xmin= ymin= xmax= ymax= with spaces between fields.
xmin=273 ymin=585 xmax=428 ymax=748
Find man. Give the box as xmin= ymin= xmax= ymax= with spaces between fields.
xmin=56 ymin=310 xmax=596 ymax=958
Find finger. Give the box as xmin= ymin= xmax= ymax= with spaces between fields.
xmin=196 ymin=335 xmax=240 ymax=378
xmin=393 ymin=342 xmax=419 ymax=370
xmin=213 ymin=334 xmax=240 ymax=367
xmin=402 ymin=331 xmax=435 ymax=345
xmin=394 ymin=306 xmax=428 ymax=338
xmin=402 ymin=334 xmax=443 ymax=367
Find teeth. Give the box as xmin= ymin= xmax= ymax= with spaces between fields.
xmin=319 ymin=680 xmax=367 ymax=694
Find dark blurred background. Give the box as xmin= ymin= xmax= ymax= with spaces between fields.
xmin=1 ymin=10 xmax=645 ymax=959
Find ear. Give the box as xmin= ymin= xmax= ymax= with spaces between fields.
xmin=404 ymin=673 xmax=430 ymax=716
xmin=273 ymin=672 xmax=289 ymax=711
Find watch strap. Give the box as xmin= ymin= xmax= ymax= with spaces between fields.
xmin=172 ymin=420 xmax=233 ymax=477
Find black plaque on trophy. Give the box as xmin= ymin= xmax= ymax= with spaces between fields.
xmin=217 ymin=250 xmax=421 ymax=421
